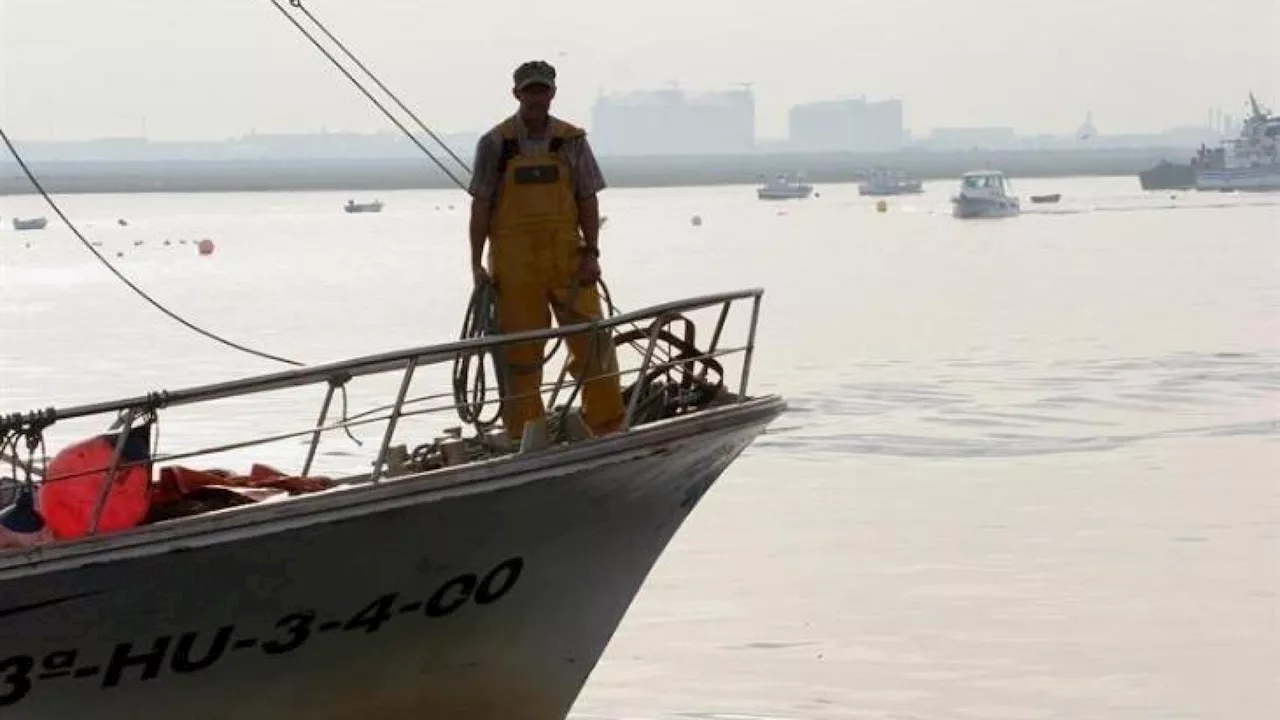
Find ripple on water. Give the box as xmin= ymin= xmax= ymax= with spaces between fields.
xmin=763 ymin=352 xmax=1280 ymax=460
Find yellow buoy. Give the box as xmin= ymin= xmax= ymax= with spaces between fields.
xmin=875 ymin=200 xmax=888 ymax=213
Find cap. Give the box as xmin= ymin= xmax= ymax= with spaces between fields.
xmin=513 ymin=60 xmax=557 ymax=91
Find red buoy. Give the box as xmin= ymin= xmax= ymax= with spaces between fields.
xmin=197 ymin=238 xmax=215 ymax=256
xmin=39 ymin=425 xmax=153 ymax=539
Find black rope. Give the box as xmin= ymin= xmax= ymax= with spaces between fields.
xmin=452 ymin=279 xmax=502 ymax=428
xmin=336 ymin=383 xmax=364 ymax=446
xmin=287 ymin=0 xmax=472 ymax=177
xmin=0 ymin=125 xmax=305 ymax=368
xmin=266 ymin=0 xmax=471 ymax=192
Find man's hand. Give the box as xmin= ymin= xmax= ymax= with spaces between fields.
xmin=576 ymin=254 xmax=601 ymax=286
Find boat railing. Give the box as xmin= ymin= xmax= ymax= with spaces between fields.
xmin=1 ymin=288 xmax=768 ymax=535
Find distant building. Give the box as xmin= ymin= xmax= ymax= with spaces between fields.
xmin=589 ymin=86 xmax=755 ymax=156
xmin=787 ymin=97 xmax=905 ymax=153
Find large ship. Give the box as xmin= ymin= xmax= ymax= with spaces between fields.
xmin=1194 ymin=93 xmax=1280 ymax=192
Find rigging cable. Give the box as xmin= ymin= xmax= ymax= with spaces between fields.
xmin=284 ymin=0 xmax=472 ymax=177
xmin=0 ymin=124 xmax=304 ymax=369
xmin=266 ymin=0 xmax=471 ymax=191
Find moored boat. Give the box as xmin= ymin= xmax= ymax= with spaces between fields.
xmin=857 ymin=168 xmax=923 ymax=196
xmin=343 ymin=199 xmax=384 ymax=213
xmin=756 ymin=172 xmax=813 ymax=200
xmin=11 ymin=217 xmax=48 ymax=231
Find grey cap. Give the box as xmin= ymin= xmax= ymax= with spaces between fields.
xmin=513 ymin=60 xmax=556 ymax=91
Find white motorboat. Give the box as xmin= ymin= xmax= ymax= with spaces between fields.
xmin=951 ymin=170 xmax=1020 ymax=219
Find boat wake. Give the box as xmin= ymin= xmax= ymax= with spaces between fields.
xmin=757 ymin=351 xmax=1280 ymax=460
xmin=1020 ymin=196 xmax=1280 ymax=216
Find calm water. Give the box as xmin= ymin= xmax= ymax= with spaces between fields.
xmin=2 ymin=176 xmax=1278 ymax=719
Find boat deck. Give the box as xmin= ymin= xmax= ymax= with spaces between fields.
xmin=1 ymin=289 xmax=771 ymax=557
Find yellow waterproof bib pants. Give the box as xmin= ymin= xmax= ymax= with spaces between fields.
xmin=488 ymin=119 xmax=625 ymax=442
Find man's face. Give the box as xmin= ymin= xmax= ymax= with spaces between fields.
xmin=514 ymin=83 xmax=555 ymax=120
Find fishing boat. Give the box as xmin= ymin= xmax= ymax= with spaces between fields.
xmin=951 ymin=170 xmax=1020 ymax=219
xmin=2 ymin=1 xmax=786 ymax=713
xmin=0 ymin=289 xmax=785 ymax=719
xmin=756 ymin=172 xmax=814 ymax=200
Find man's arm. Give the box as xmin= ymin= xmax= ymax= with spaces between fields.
xmin=578 ymin=195 xmax=600 ymax=254
xmin=469 ymin=197 xmax=492 ymax=273
xmin=573 ymin=136 xmax=608 ymax=254
xmin=468 ymin=135 xmax=498 ymax=276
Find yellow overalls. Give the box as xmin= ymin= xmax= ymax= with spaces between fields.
xmin=488 ymin=118 xmax=625 ymax=442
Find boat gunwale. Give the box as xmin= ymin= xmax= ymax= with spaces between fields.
xmin=0 ymin=394 xmax=785 ymax=578
xmin=0 ymin=288 xmax=767 ymax=434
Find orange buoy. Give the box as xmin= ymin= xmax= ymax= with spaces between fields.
xmin=39 ymin=426 xmax=153 ymax=539
xmin=197 ymin=238 xmax=215 ymax=255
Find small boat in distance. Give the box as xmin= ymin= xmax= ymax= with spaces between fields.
xmin=343 ymin=199 xmax=384 ymax=213
xmin=11 ymin=216 xmax=48 ymax=231
xmin=951 ymin=170 xmax=1021 ymax=219
xmin=858 ymin=168 xmax=924 ymax=196
xmin=757 ymin=172 xmax=814 ymax=200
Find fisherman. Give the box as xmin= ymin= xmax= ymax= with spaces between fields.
xmin=467 ymin=59 xmax=625 ymax=443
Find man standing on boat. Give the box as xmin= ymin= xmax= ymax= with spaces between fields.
xmin=467 ymin=59 xmax=625 ymax=443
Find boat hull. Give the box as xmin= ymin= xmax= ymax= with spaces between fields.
xmin=0 ymin=397 xmax=784 ymax=720
xmin=857 ymin=183 xmax=923 ymax=196
xmin=11 ymin=218 xmax=48 ymax=231
xmin=951 ymin=195 xmax=1019 ymax=219
xmin=756 ymin=188 xmax=812 ymax=200
xmin=1195 ymin=165 xmax=1280 ymax=192
xmin=1138 ymin=162 xmax=1195 ymax=191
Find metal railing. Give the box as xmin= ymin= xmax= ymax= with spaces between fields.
xmin=0 ymin=289 xmax=767 ymax=519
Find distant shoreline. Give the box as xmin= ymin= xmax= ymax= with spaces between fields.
xmin=0 ymin=148 xmax=1188 ymax=196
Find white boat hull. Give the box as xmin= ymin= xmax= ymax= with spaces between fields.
xmin=951 ymin=195 xmax=1020 ymax=219
xmin=0 ymin=398 xmax=784 ymax=719
xmin=1195 ymin=165 xmax=1280 ymax=192
xmin=756 ymin=188 xmax=812 ymax=200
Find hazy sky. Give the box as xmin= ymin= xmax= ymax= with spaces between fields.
xmin=2 ymin=0 xmax=1277 ymax=142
